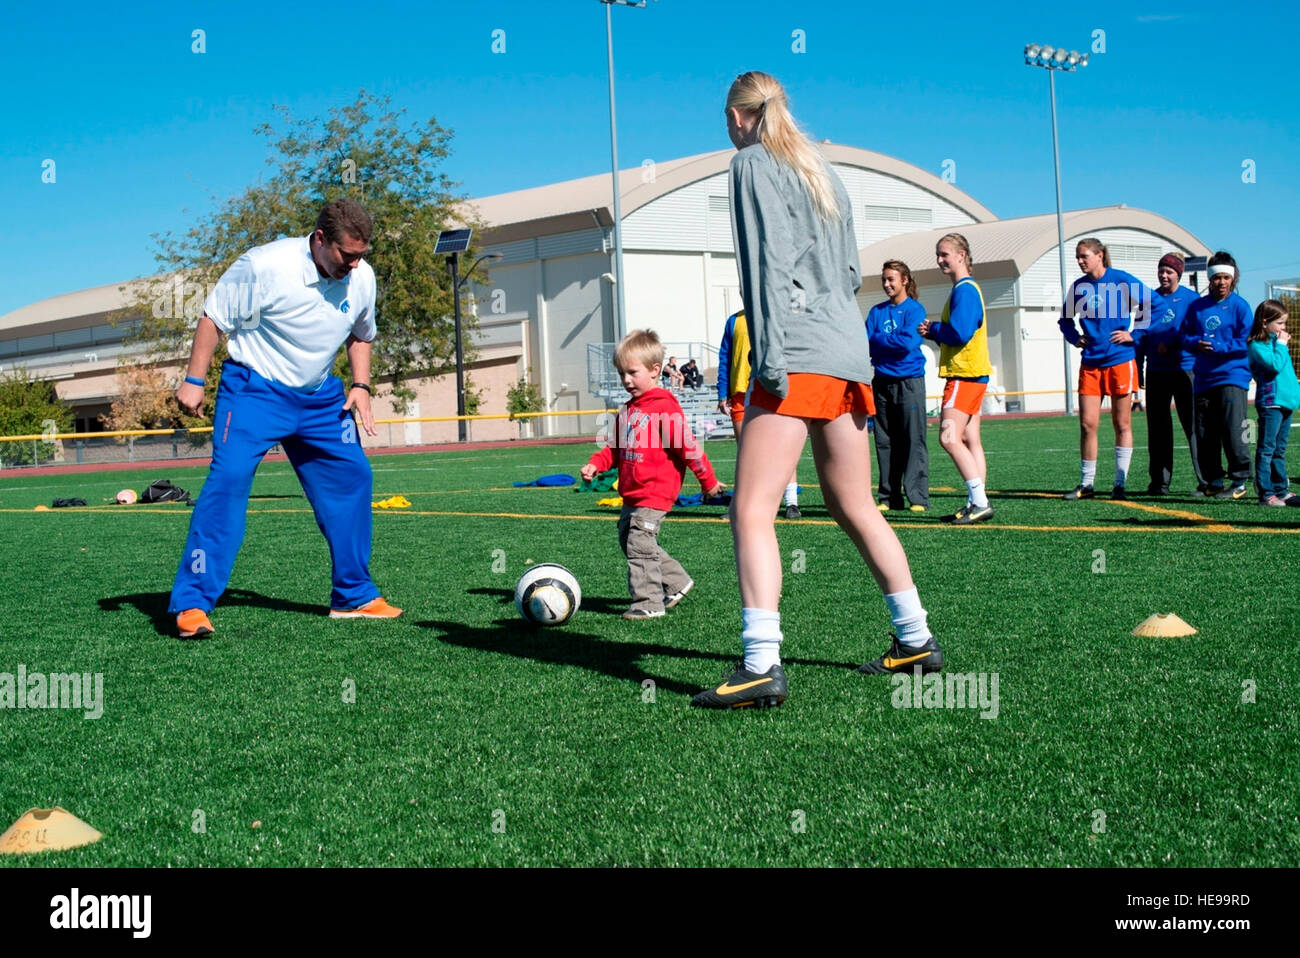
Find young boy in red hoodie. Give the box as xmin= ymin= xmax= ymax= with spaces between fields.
xmin=581 ymin=330 xmax=725 ymax=619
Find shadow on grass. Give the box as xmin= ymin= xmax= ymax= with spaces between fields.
xmin=467 ymin=586 xmax=628 ymax=616
xmin=98 ymin=588 xmax=324 ymax=638
xmin=987 ymin=488 xmax=1074 ymax=502
xmin=419 ymin=614 xmax=856 ymax=699
xmin=1102 ymin=514 xmax=1300 ymax=530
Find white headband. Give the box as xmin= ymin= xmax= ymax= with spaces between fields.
xmin=1208 ymin=265 xmax=1235 ymax=278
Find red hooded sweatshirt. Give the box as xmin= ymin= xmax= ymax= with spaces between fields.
xmin=586 ymin=387 xmax=718 ymax=511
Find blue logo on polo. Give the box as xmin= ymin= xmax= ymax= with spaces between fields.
xmin=1205 ymin=315 xmax=1221 ymax=331
xmin=340 ymin=299 xmax=350 ymax=314
xmin=883 ymin=316 xmax=898 ymax=333
xmin=1161 ymin=308 xmax=1175 ymax=325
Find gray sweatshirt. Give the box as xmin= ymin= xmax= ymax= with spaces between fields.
xmin=729 ymin=143 xmax=870 ymax=399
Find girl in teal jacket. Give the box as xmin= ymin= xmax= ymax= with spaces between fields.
xmin=1247 ymin=299 xmax=1300 ymax=506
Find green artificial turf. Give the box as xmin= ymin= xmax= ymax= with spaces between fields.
xmin=0 ymin=414 xmax=1296 ymax=866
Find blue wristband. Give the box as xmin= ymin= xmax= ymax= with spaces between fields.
xmin=184 ymin=376 xmax=205 ymax=387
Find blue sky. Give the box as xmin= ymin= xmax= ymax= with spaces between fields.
xmin=4 ymin=0 xmax=1297 ymax=317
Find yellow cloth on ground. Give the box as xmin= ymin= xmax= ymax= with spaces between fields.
xmin=372 ymin=495 xmax=412 ymax=509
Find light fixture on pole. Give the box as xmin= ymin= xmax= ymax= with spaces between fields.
xmin=1025 ymin=42 xmax=1089 ymax=417
xmin=436 ymin=227 xmax=502 ymax=442
xmin=599 ymin=0 xmax=654 ymax=341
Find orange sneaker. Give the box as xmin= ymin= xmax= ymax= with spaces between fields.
xmin=329 ymin=597 xmax=403 ymax=620
xmin=177 ymin=608 xmax=215 ymax=639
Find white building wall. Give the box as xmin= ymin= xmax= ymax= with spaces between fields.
xmin=838 ymin=167 xmax=977 ymax=253
xmin=622 ymin=173 xmax=726 ymax=251
xmin=541 ymin=252 xmax=611 ymax=437
xmin=623 ymin=251 xmax=709 ymax=345
xmin=622 ymin=164 xmax=978 ymax=257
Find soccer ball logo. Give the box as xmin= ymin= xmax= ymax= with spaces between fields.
xmin=514 ymin=564 xmax=582 ymax=627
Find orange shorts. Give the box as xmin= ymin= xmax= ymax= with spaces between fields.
xmin=750 ymin=373 xmax=875 ymax=420
xmin=941 ymin=378 xmax=987 ymax=417
xmin=1079 ymin=360 xmax=1138 ymax=398
xmin=728 ymin=391 xmax=746 ymax=426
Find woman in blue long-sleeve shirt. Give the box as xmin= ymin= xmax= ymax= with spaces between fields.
xmin=865 ymin=259 xmax=930 ymax=511
xmin=1181 ymin=251 xmax=1254 ymax=498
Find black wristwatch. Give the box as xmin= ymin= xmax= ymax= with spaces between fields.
xmin=350 ymin=383 xmax=372 ymax=394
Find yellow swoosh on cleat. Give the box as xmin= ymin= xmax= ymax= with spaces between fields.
xmin=882 ymin=651 xmax=931 ymax=669
xmin=716 ymin=677 xmax=773 ymax=695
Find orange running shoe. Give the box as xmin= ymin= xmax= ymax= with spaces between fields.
xmin=329 ymin=597 xmax=403 ymax=620
xmin=177 ymin=609 xmax=215 ymax=639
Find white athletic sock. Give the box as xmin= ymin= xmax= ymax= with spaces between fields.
xmin=965 ymin=478 xmax=988 ymax=509
xmin=741 ymin=608 xmax=782 ymax=673
xmin=884 ymin=588 xmax=932 ymax=648
xmin=1115 ymin=446 xmax=1133 ymax=488
xmin=1081 ymin=459 xmax=1097 ymax=488
xmin=783 ymin=482 xmax=798 ymax=506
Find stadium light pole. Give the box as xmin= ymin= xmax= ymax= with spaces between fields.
xmin=1025 ymin=43 xmax=1088 ymax=417
xmin=600 ymin=0 xmax=652 ymax=341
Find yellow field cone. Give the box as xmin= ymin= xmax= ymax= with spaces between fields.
xmin=1132 ymin=613 xmax=1198 ymax=637
xmin=0 ymin=807 xmax=103 ymax=854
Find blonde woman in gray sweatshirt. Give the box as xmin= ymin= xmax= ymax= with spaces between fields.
xmin=692 ymin=71 xmax=943 ymax=710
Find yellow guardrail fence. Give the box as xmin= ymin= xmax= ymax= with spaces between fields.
xmin=0 ymin=388 xmax=1074 ymax=444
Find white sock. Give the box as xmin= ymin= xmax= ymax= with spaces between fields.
xmin=1081 ymin=459 xmax=1097 ymax=488
xmin=884 ymin=588 xmax=932 ymax=648
xmin=965 ymin=478 xmax=988 ymax=509
xmin=1115 ymin=446 xmax=1132 ymax=487
xmin=783 ymin=482 xmax=798 ymax=506
xmin=741 ymin=608 xmax=782 ymax=673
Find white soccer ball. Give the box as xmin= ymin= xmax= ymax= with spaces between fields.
xmin=514 ymin=563 xmax=582 ymax=627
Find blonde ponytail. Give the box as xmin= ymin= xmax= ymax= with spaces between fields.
xmin=727 ymin=71 xmax=840 ymax=221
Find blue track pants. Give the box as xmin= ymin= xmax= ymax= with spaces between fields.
xmin=169 ymin=361 xmax=380 ymax=614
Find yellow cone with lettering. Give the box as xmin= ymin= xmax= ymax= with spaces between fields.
xmin=0 ymin=807 xmax=103 ymax=854
xmin=1132 ymin=613 xmax=1197 ymax=637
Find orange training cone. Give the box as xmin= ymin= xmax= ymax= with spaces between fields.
xmin=1132 ymin=613 xmax=1198 ymax=638
xmin=0 ymin=807 xmax=103 ymax=854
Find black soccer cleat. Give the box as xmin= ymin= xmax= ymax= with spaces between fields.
xmin=691 ymin=663 xmax=787 ymax=709
xmin=1111 ymin=485 xmax=1128 ymax=501
xmin=857 ymin=634 xmax=944 ymax=675
xmin=1214 ymin=483 xmax=1249 ymax=500
xmin=1064 ymin=484 xmax=1095 ymax=500
xmin=950 ymin=503 xmax=993 ymax=525
xmin=782 ymin=503 xmax=802 ymax=519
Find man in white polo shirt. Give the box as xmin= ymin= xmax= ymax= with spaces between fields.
xmin=169 ymin=198 xmax=401 ymax=638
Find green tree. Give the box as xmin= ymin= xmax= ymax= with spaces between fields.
xmin=506 ymin=372 xmax=546 ymax=418
xmin=506 ymin=371 xmax=546 ymax=439
xmin=121 ymin=91 xmax=487 ymax=413
xmin=0 ymin=367 xmax=75 ymax=466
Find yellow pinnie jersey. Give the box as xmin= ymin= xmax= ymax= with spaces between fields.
xmin=938 ymin=278 xmax=992 ymax=379
xmin=728 ymin=311 xmax=753 ymax=396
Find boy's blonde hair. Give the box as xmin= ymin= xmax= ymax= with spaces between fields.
xmin=614 ymin=329 xmax=665 ymax=372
